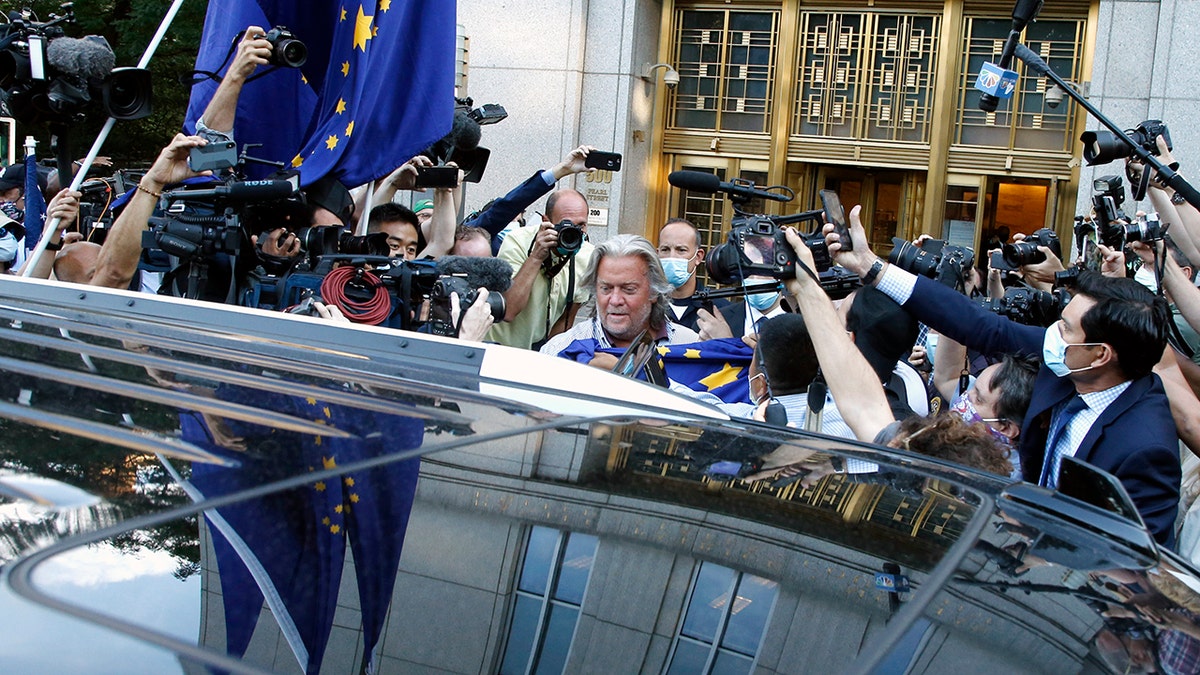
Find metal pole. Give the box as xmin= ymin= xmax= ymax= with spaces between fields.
xmin=23 ymin=0 xmax=189 ymax=277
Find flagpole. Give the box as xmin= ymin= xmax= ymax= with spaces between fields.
xmin=22 ymin=0 xmax=189 ymax=277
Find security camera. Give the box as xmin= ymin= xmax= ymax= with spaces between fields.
xmin=1045 ymin=82 xmax=1063 ymax=109
xmin=663 ymin=68 xmax=680 ymax=89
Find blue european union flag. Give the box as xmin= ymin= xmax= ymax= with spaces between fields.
xmin=22 ymin=152 xmax=45 ymax=249
xmin=185 ymin=1 xmax=456 ymax=188
xmin=660 ymin=338 xmax=755 ymax=404
xmin=556 ymin=337 xmax=755 ymax=404
xmin=185 ymin=385 xmax=422 ymax=675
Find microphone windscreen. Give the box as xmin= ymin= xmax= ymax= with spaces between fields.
xmin=448 ymin=111 xmax=481 ymax=151
xmin=46 ymin=35 xmax=115 ymax=80
xmin=436 ymin=255 xmax=513 ymax=292
xmin=668 ymin=170 xmax=721 ymax=193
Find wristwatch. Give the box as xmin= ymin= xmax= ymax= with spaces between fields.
xmin=862 ymin=259 xmax=885 ymax=285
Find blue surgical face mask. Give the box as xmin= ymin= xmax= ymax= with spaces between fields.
xmin=661 ymin=253 xmax=697 ymax=289
xmin=746 ymin=290 xmax=779 ymax=312
xmin=1042 ymin=322 xmax=1101 ymax=378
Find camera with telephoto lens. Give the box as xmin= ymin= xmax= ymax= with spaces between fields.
xmin=553 ymin=219 xmax=585 ymax=257
xmin=290 ymin=225 xmax=390 ymax=266
xmin=977 ymin=286 xmax=1071 ymax=327
xmin=888 ymin=237 xmax=974 ymax=291
xmin=264 ymin=26 xmax=307 ymax=68
xmin=428 ymin=276 xmax=507 ymax=337
xmin=1081 ymin=120 xmax=1172 ymax=166
xmin=707 ymin=213 xmax=829 ymax=284
xmin=1002 ymin=228 xmax=1061 ymax=267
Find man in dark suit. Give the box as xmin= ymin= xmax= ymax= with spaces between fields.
xmin=829 ymin=206 xmax=1181 ymax=545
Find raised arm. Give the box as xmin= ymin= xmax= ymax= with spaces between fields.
xmin=91 ymin=135 xmax=209 ymax=289
xmin=197 ymin=27 xmax=272 ymax=139
xmin=783 ymin=227 xmax=894 ymax=442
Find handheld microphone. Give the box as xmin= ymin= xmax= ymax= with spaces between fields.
xmin=435 ymin=255 xmax=513 ymax=292
xmin=977 ymin=0 xmax=1044 ymax=112
xmin=668 ymin=170 xmax=791 ymax=203
xmin=165 ymin=180 xmax=297 ymax=203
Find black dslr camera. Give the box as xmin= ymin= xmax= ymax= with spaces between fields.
xmin=1002 ymin=228 xmax=1061 ymax=267
xmin=1082 ymin=120 xmax=1172 ymax=166
xmin=887 ymin=238 xmax=974 ymax=291
xmin=264 ymin=26 xmax=307 ymax=68
xmin=428 ymin=276 xmax=507 ymax=337
xmin=707 ymin=213 xmax=829 ymax=284
xmin=978 ymin=286 xmax=1070 ymax=327
xmin=553 ymin=219 xmax=585 ymax=257
xmin=290 ymin=225 xmax=390 ymax=266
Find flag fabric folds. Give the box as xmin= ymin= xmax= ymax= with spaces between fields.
xmin=22 ymin=151 xmax=45 ymax=248
xmin=184 ymin=0 xmax=456 ymax=187
xmin=660 ymin=338 xmax=755 ymax=404
xmin=556 ymin=337 xmax=755 ymax=405
xmin=186 ymin=385 xmax=422 ymax=674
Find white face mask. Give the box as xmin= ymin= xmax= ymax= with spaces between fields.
xmin=1134 ymin=266 xmax=1158 ymax=293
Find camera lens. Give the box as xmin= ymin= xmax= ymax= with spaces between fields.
xmin=554 ymin=222 xmax=583 ymax=257
xmin=705 ymin=243 xmax=741 ymax=285
xmin=1081 ymin=130 xmax=1133 ymax=166
xmin=888 ymin=237 xmax=940 ymax=278
xmin=1002 ymin=241 xmax=1046 ymax=267
xmin=277 ymin=39 xmax=308 ymax=68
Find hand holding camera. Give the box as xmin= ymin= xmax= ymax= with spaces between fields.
xmin=231 ymin=26 xmax=273 ymax=83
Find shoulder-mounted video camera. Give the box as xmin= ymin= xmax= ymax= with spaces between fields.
xmin=0 ymin=5 xmax=152 ymax=125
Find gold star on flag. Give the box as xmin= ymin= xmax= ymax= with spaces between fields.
xmin=306 ymin=397 xmax=317 ymax=405
xmin=683 ymin=348 xmax=702 ymax=359
xmin=315 ymin=481 xmax=326 ymax=492
xmin=292 ymin=154 xmax=304 ymax=168
xmin=335 ymin=504 xmax=344 ymax=514
xmin=323 ymin=406 xmax=332 ymax=418
xmin=301 ymin=74 xmax=308 ymax=85
xmin=335 ymin=98 xmax=347 ymax=114
xmin=353 ymin=4 xmax=374 ymax=52
xmin=314 ymin=436 xmax=322 ymax=446
xmin=380 ymin=0 xmax=391 ymax=10
xmin=657 ymin=346 xmax=669 ymax=356
xmin=345 ymin=120 xmax=355 ymax=137
xmin=322 ymin=516 xmax=331 ymax=526
xmin=699 ymin=363 xmax=743 ymax=391
xmin=340 ymin=6 xmax=347 ymax=21
xmin=341 ymin=61 xmax=350 ymax=77
xmin=344 ymin=477 xmax=355 ymax=487
xmin=350 ymin=493 xmax=360 ymax=503
xmin=326 ymin=134 xmax=339 ymax=150
xmin=330 ymin=524 xmax=341 ymax=534
xmin=372 ymin=25 xmax=378 ymax=37
xmin=322 ymin=456 xmax=337 ymax=469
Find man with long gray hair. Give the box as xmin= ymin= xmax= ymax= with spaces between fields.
xmin=540 ymin=233 xmax=699 ymax=359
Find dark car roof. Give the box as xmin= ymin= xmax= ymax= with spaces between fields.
xmin=0 ymin=276 xmax=1197 ymax=674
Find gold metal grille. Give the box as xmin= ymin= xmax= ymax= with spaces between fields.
xmin=955 ymin=16 xmax=1084 ymax=150
xmin=795 ymin=12 xmax=941 ymax=143
xmin=671 ymin=9 xmax=779 ymax=134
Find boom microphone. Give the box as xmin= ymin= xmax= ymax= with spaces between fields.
xmin=668 ymin=170 xmax=791 ymax=203
xmin=164 ymin=180 xmax=297 ymax=203
xmin=978 ymin=0 xmax=1043 ymax=113
xmin=46 ymin=35 xmax=115 ymax=80
xmin=435 ymin=255 xmax=513 ymax=292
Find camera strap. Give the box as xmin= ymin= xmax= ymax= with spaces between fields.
xmin=794 ymin=257 xmax=822 ymax=287
xmin=539 ymin=254 xmax=575 ymax=343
